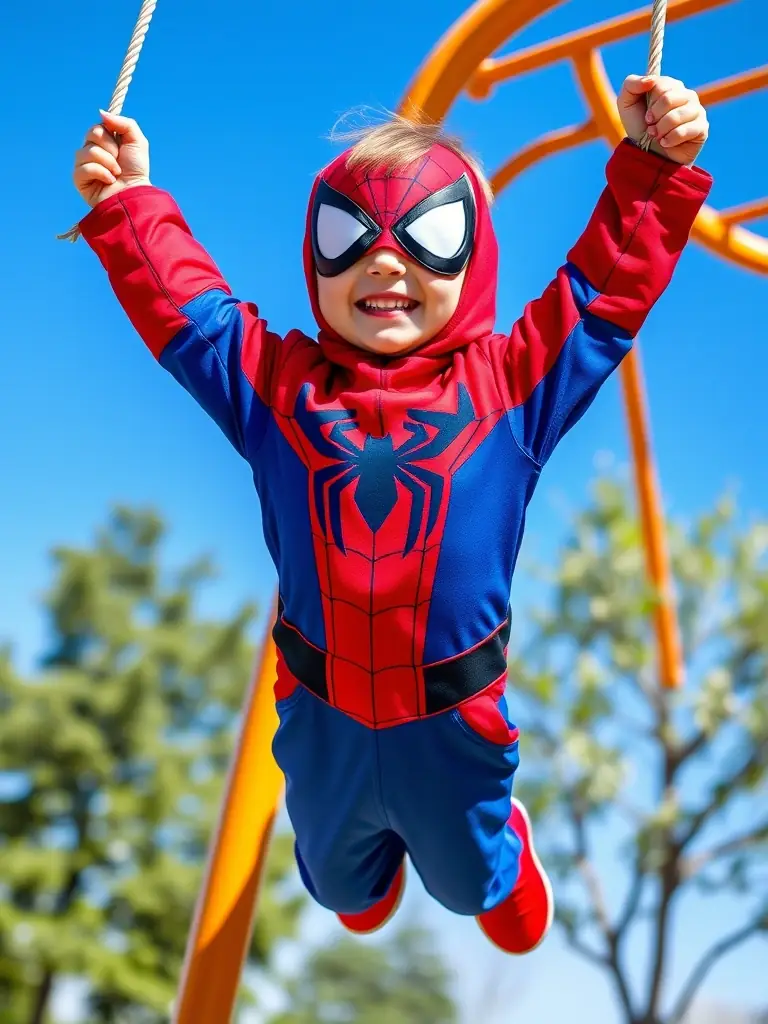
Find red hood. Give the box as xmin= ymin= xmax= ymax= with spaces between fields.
xmin=302 ymin=143 xmax=498 ymax=375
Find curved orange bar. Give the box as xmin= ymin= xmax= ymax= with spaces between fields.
xmin=619 ymin=343 xmax=683 ymax=688
xmin=400 ymin=0 xmax=562 ymax=122
xmin=408 ymin=0 xmax=768 ymax=276
xmin=467 ymin=0 xmax=732 ymax=97
xmin=720 ymin=198 xmax=768 ymax=226
xmin=490 ymin=120 xmax=599 ymax=195
xmin=173 ymin=613 xmax=283 ymax=1024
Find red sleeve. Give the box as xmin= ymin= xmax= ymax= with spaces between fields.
xmin=80 ymin=185 xmax=283 ymax=457
xmin=566 ymin=139 xmax=713 ymax=333
xmin=492 ymin=141 xmax=712 ymax=465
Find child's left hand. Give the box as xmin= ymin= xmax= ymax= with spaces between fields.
xmin=618 ymin=74 xmax=709 ymax=165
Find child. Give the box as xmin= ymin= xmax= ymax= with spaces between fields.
xmin=73 ymin=73 xmax=711 ymax=954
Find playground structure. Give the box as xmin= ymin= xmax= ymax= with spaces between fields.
xmin=65 ymin=0 xmax=768 ymax=1019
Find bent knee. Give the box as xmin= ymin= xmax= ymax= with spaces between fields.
xmin=311 ymin=875 xmax=375 ymax=915
xmin=297 ymin=852 xmax=394 ymax=916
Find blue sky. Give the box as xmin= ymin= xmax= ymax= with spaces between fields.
xmin=2 ymin=0 xmax=767 ymax=1020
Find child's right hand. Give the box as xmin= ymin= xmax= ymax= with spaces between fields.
xmin=74 ymin=109 xmax=151 ymax=208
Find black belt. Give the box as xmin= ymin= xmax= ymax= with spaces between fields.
xmin=273 ymin=605 xmax=510 ymax=715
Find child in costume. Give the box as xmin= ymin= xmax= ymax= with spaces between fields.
xmin=72 ymin=73 xmax=711 ymax=954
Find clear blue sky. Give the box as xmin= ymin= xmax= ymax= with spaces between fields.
xmin=2 ymin=0 xmax=767 ymax=1020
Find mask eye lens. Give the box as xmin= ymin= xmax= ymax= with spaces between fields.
xmin=311 ymin=180 xmax=381 ymax=277
xmin=392 ymin=175 xmax=476 ymax=276
xmin=316 ymin=204 xmax=369 ymax=260
xmin=404 ymin=200 xmax=466 ymax=260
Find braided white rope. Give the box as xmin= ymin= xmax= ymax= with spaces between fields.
xmin=106 ymin=0 xmax=158 ymax=117
xmin=59 ymin=0 xmax=158 ymax=241
xmin=640 ymin=0 xmax=668 ymax=151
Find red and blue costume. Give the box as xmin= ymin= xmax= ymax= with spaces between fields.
xmin=82 ymin=139 xmax=711 ymax=946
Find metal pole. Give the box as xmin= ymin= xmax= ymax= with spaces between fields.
xmin=619 ymin=346 xmax=684 ymax=688
xmin=173 ymin=612 xmax=283 ymax=1023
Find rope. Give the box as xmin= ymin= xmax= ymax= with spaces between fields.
xmin=640 ymin=0 xmax=668 ymax=151
xmin=58 ymin=0 xmax=158 ymax=242
xmin=105 ymin=0 xmax=158 ymax=117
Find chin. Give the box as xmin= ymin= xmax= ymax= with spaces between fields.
xmin=356 ymin=330 xmax=427 ymax=356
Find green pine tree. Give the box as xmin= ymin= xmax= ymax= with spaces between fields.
xmin=0 ymin=508 xmax=303 ymax=1024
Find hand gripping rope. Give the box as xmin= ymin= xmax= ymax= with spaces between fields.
xmin=58 ymin=0 xmax=158 ymax=242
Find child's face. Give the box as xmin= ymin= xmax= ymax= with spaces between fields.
xmin=316 ymin=246 xmax=467 ymax=357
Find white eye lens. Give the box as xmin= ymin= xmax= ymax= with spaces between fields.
xmin=404 ymin=200 xmax=466 ymax=259
xmin=316 ymin=204 xmax=368 ymax=260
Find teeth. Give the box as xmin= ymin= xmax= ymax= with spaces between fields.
xmin=362 ymin=298 xmax=413 ymax=310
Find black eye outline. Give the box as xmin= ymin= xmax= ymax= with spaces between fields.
xmin=310 ymin=173 xmax=476 ymax=278
xmin=392 ymin=175 xmax=475 ymax=276
xmin=311 ymin=180 xmax=381 ymax=277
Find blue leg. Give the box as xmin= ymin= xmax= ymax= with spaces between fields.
xmin=378 ymin=691 xmax=521 ymax=915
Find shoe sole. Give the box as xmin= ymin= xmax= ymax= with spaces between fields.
xmin=338 ymin=860 xmax=407 ymax=936
xmin=477 ymin=798 xmax=555 ymax=956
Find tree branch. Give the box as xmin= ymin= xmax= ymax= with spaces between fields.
xmin=669 ymin=915 xmax=767 ymax=1024
xmin=560 ymin=928 xmax=609 ymax=969
xmin=615 ymin=862 xmax=645 ymax=940
xmin=670 ymin=730 xmax=708 ymax=775
xmin=563 ymin=799 xmax=638 ymax=1021
xmin=681 ymin=748 xmax=767 ymax=850
xmin=572 ymin=808 xmax=612 ymax=936
xmin=681 ymin=820 xmax=768 ymax=880
xmin=644 ymin=861 xmax=680 ymax=1021
xmin=561 ymin=921 xmax=638 ymax=1021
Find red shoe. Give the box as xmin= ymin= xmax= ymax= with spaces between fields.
xmin=477 ymin=799 xmax=554 ymax=955
xmin=337 ymin=862 xmax=406 ymax=935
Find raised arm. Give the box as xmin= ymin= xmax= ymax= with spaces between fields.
xmin=492 ymin=75 xmax=712 ymax=467
xmin=74 ymin=112 xmax=282 ymax=459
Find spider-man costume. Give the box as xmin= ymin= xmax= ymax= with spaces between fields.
xmin=82 ymin=138 xmax=711 ymax=943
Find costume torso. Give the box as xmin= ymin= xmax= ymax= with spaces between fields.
xmin=261 ymin=332 xmax=528 ymax=725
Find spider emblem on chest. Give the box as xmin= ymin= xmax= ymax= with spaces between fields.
xmin=294 ymin=383 xmax=475 ymax=555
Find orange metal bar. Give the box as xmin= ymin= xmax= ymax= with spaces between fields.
xmin=720 ymin=197 xmax=768 ymax=226
xmin=696 ymin=64 xmax=768 ymax=105
xmin=407 ymin=1 xmax=768 ymax=276
xmin=467 ymin=0 xmax=731 ymax=96
xmin=173 ymin=613 xmax=283 ymax=1024
xmin=620 ymin=347 xmax=684 ymax=688
xmin=490 ymin=120 xmax=599 ymax=194
xmin=491 ymin=67 xmax=768 ymax=179
xmin=401 ymin=0 xmax=563 ymax=122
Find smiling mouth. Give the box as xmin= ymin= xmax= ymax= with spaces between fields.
xmin=355 ymin=295 xmax=420 ymax=318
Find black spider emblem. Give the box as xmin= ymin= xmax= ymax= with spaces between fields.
xmin=294 ymin=383 xmax=475 ymax=554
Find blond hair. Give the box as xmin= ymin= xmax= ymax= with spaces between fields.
xmin=328 ymin=109 xmax=494 ymax=205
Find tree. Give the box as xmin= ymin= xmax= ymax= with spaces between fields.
xmin=512 ymin=476 xmax=768 ymax=1024
xmin=0 ymin=508 xmax=303 ymax=1024
xmin=267 ymin=925 xmax=457 ymax=1024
